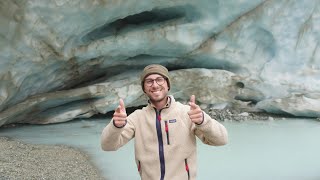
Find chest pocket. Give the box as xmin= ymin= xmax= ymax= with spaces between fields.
xmin=163 ymin=118 xmax=189 ymax=146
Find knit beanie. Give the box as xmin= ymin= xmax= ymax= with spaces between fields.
xmin=140 ymin=64 xmax=171 ymax=91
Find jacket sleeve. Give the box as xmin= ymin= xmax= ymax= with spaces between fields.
xmin=193 ymin=112 xmax=228 ymax=146
xmin=101 ymin=115 xmax=135 ymax=151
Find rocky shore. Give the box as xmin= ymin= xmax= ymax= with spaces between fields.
xmin=0 ymin=137 xmax=105 ymax=180
xmin=207 ymin=108 xmax=297 ymax=121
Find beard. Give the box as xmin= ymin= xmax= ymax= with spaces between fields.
xmin=146 ymin=87 xmax=168 ymax=105
xmin=149 ymin=93 xmax=167 ymax=103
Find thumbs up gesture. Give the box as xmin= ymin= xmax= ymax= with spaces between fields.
xmin=187 ymin=95 xmax=204 ymax=125
xmin=113 ymin=99 xmax=127 ymax=127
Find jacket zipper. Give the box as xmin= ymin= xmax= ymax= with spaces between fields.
xmin=185 ymin=159 xmax=190 ymax=180
xmin=155 ymin=109 xmax=165 ymax=180
xmin=164 ymin=120 xmax=170 ymax=145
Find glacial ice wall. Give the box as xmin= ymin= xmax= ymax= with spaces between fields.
xmin=0 ymin=0 xmax=319 ymax=126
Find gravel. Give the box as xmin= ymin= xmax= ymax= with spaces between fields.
xmin=0 ymin=137 xmax=105 ymax=180
xmin=207 ymin=108 xmax=296 ymax=121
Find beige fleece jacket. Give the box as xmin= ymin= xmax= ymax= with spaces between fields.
xmin=101 ymin=96 xmax=228 ymax=180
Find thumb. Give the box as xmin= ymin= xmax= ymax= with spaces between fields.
xmin=115 ymin=105 xmax=121 ymax=113
xmin=119 ymin=98 xmax=126 ymax=113
xmin=189 ymin=95 xmax=196 ymax=110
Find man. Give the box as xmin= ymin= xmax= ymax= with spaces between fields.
xmin=101 ymin=64 xmax=228 ymax=180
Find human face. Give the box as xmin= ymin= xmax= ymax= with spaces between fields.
xmin=143 ymin=74 xmax=169 ymax=105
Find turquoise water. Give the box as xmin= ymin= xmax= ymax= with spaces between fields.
xmin=0 ymin=118 xmax=319 ymax=180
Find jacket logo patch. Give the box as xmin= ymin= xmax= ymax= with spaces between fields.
xmin=169 ymin=119 xmax=176 ymax=123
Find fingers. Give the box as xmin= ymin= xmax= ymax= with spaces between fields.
xmin=187 ymin=107 xmax=202 ymax=116
xmin=188 ymin=111 xmax=203 ymax=119
xmin=113 ymin=108 xmax=127 ymax=127
xmin=113 ymin=111 xmax=127 ymax=119
xmin=188 ymin=95 xmax=203 ymax=124
xmin=113 ymin=118 xmax=127 ymax=127
xmin=113 ymin=99 xmax=127 ymax=122
xmin=188 ymin=107 xmax=203 ymax=124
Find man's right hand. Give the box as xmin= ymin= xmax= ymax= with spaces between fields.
xmin=113 ymin=99 xmax=127 ymax=127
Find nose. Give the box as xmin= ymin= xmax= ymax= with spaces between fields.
xmin=150 ymin=80 xmax=160 ymax=87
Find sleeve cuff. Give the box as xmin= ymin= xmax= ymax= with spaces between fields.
xmin=195 ymin=112 xmax=205 ymax=125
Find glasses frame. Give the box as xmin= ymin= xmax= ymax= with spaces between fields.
xmin=144 ymin=77 xmax=167 ymax=87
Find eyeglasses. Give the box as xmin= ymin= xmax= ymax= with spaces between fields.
xmin=144 ymin=77 xmax=166 ymax=87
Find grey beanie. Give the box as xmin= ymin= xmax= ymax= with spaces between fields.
xmin=140 ymin=64 xmax=171 ymax=91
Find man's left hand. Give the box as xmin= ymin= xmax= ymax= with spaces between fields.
xmin=188 ymin=95 xmax=204 ymax=124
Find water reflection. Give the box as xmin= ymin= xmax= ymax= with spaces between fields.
xmin=0 ymin=118 xmax=319 ymax=180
